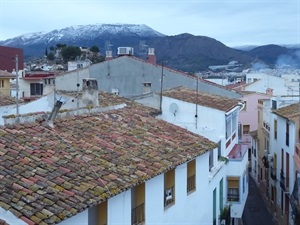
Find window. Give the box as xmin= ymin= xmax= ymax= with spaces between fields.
xmin=187 ymin=160 xmax=196 ymax=193
xmin=209 ymin=150 xmax=214 ymax=171
xmin=243 ymin=125 xmax=250 ymax=134
xmin=0 ymin=80 xmax=4 ymax=88
xmin=218 ymin=140 xmax=222 ymax=159
xmin=238 ymin=123 xmax=242 ymax=140
xmin=247 ymin=78 xmax=252 ymax=83
xmin=232 ymin=112 xmax=237 ymax=134
xmin=131 ymin=183 xmax=145 ymax=225
xmin=272 ymin=100 xmax=277 ymax=109
xmin=226 ymin=116 xmax=231 ymax=139
xmin=243 ymin=101 xmax=247 ymax=111
xmin=274 ymin=120 xmax=277 ymax=139
xmin=213 ymin=188 xmax=217 ymax=225
xmin=30 ymin=83 xmax=43 ymax=96
xmin=227 ymin=177 xmax=239 ymax=202
xmin=142 ymin=82 xmax=151 ymax=94
xmin=219 ymin=178 xmax=223 ymax=211
xmin=97 ymin=201 xmax=107 ymax=225
xmin=286 ymin=121 xmax=290 ymax=146
xmin=164 ymin=169 xmax=175 ymax=207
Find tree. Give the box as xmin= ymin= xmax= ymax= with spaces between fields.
xmin=90 ymin=45 xmax=100 ymax=53
xmin=47 ymin=52 xmax=55 ymax=61
xmin=56 ymin=43 xmax=67 ymax=49
xmin=61 ymin=46 xmax=81 ymax=62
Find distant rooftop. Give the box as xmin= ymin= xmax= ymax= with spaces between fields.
xmin=162 ymin=86 xmax=242 ymax=112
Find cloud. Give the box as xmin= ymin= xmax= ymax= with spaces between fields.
xmin=0 ymin=0 xmax=299 ymax=47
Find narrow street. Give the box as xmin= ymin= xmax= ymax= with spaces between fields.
xmin=242 ymin=175 xmax=277 ymax=225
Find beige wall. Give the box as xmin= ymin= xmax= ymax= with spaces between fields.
xmin=0 ymin=78 xmax=11 ymax=96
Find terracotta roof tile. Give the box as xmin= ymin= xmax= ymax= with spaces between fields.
xmin=0 ymin=99 xmax=217 ymax=224
xmin=162 ymin=86 xmax=242 ymax=112
xmin=273 ymin=102 xmax=300 ymax=120
xmin=0 ymin=93 xmax=23 ymax=106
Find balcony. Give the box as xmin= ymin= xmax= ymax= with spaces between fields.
xmin=270 ymin=166 xmax=276 ymax=181
xmin=132 ymin=203 xmax=145 ymax=225
xmin=262 ymin=156 xmax=269 ymax=169
xmin=280 ymin=170 xmax=289 ymax=192
xmin=227 ymin=192 xmax=239 ymax=202
xmin=220 ymin=206 xmax=231 ymax=225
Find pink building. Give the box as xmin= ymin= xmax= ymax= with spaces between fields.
xmin=238 ymin=91 xmax=271 ymax=150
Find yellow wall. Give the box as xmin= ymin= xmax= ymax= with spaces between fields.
xmin=97 ymin=201 xmax=107 ymax=225
xmin=0 ymin=79 xmax=11 ymax=96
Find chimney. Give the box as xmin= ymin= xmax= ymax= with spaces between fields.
xmin=82 ymin=78 xmax=99 ymax=107
xmin=147 ymin=48 xmax=156 ymax=65
xmin=266 ymin=88 xmax=273 ymax=96
xmin=105 ymin=50 xmax=113 ymax=61
xmin=47 ymin=100 xmax=63 ymax=128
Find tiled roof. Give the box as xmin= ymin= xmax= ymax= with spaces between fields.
xmin=0 ymin=70 xmax=15 ymax=79
xmin=225 ymin=81 xmax=246 ymax=90
xmin=273 ymin=102 xmax=300 ymax=120
xmin=58 ymin=90 xmax=134 ymax=108
xmin=162 ymin=86 xmax=242 ymax=112
xmin=0 ymin=103 xmax=217 ymax=224
xmin=0 ymin=93 xmax=22 ymax=106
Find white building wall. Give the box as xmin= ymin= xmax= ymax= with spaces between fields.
xmin=245 ymin=73 xmax=290 ymax=96
xmin=59 ymin=210 xmax=89 ymax=225
xmin=227 ymin=156 xmax=249 ymax=218
xmin=55 ymin=68 xmax=90 ymax=91
xmin=108 ymin=189 xmax=132 ymax=225
xmin=271 ymin=113 xmax=296 ymax=206
xmin=146 ymin=152 xmax=224 ymax=225
xmin=159 ymin=97 xmax=225 ymax=143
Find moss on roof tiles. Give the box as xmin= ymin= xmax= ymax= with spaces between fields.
xmin=0 ymin=99 xmax=217 ymax=224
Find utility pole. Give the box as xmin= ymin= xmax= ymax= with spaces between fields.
xmin=15 ymin=55 xmax=19 ymax=116
xmin=159 ymin=60 xmax=164 ymax=112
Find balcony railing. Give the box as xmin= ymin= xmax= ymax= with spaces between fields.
xmin=270 ymin=166 xmax=276 ymax=181
xmin=132 ymin=203 xmax=145 ymax=225
xmin=227 ymin=192 xmax=239 ymax=202
xmin=187 ymin=175 xmax=196 ymax=192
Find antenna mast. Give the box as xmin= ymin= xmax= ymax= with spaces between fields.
xmin=195 ymin=73 xmax=199 ymax=129
xmin=15 ymin=55 xmax=19 ymax=116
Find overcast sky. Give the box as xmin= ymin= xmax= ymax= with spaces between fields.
xmin=0 ymin=0 xmax=299 ymax=47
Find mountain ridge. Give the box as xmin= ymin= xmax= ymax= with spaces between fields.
xmin=1 ymin=23 xmax=299 ymax=72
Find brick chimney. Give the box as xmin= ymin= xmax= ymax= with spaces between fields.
xmin=105 ymin=50 xmax=113 ymax=61
xmin=147 ymin=48 xmax=156 ymax=65
xmin=266 ymin=88 xmax=273 ymax=96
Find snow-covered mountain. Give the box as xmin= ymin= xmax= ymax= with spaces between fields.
xmin=0 ymin=23 xmax=165 ymax=46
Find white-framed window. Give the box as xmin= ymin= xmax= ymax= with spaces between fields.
xmin=226 ymin=115 xmax=232 ymax=139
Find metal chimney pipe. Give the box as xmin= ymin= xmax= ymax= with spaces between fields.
xmin=47 ymin=100 xmax=63 ymax=128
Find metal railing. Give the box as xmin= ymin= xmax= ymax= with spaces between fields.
xmin=132 ymin=203 xmax=145 ymax=225
xmin=187 ymin=175 xmax=196 ymax=192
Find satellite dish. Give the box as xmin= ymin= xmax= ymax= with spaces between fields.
xmin=169 ymin=103 xmax=179 ymax=116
